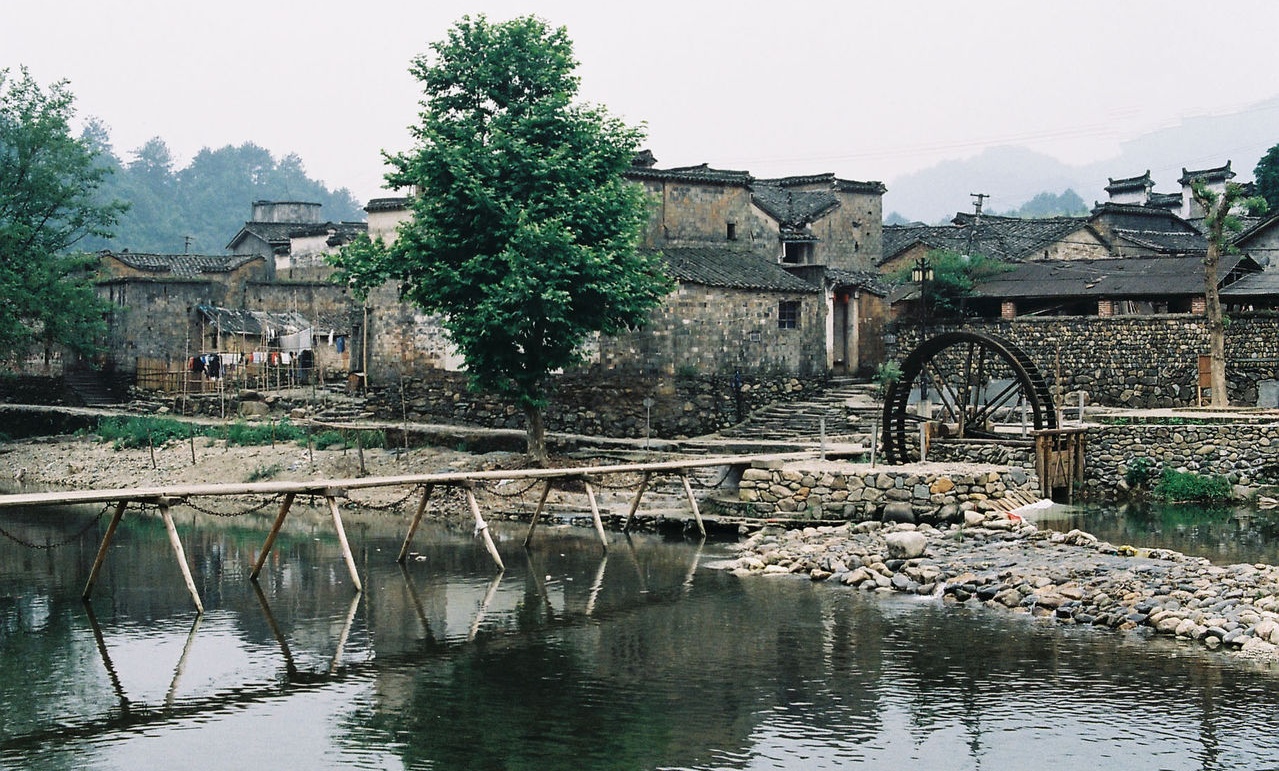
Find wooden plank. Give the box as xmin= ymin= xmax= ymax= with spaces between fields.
xmin=0 ymin=452 xmax=821 ymax=509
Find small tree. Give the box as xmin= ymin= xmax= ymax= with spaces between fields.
xmin=0 ymin=68 xmax=124 ymax=366
xmin=1254 ymin=142 xmax=1279 ymax=211
xmin=897 ymin=249 xmax=1011 ymax=317
xmin=331 ymin=16 xmax=673 ymax=462
xmin=1190 ymin=179 xmax=1267 ymax=407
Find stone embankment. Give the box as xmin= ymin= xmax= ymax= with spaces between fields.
xmin=723 ymin=510 xmax=1279 ymax=661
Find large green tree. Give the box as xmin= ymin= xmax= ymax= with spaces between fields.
xmin=1190 ymin=179 xmax=1267 ymax=407
xmin=0 ymin=68 xmax=124 ymax=366
xmin=333 ymin=15 xmax=672 ymax=462
xmin=1254 ymin=142 xmax=1279 ymax=211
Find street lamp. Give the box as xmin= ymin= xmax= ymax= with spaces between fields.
xmin=912 ymin=257 xmax=934 ymax=409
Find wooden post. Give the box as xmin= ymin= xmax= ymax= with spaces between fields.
xmin=583 ymin=478 xmax=609 ymax=550
xmin=251 ymin=491 xmax=296 ymax=581
xmin=523 ymin=481 xmax=553 ymax=548
xmin=397 ymin=484 xmax=434 ymax=563
xmin=83 ymin=500 xmax=128 ymax=600
xmin=621 ymin=471 xmax=651 ymax=533
xmin=679 ymin=473 xmax=707 ymax=538
xmin=465 ymin=484 xmax=505 ymax=571
xmin=326 ymin=493 xmax=363 ymax=593
xmin=159 ymin=498 xmax=204 ymax=614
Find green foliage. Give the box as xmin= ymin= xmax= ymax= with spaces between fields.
xmin=81 ymin=139 xmax=363 ymax=254
xmin=897 ymin=249 xmax=1012 ymax=317
xmin=95 ymin=416 xmax=193 ymax=449
xmin=1255 ymin=142 xmax=1279 ymax=211
xmin=1124 ymin=457 xmax=1154 ymax=489
xmin=331 ymin=15 xmax=673 ymax=460
xmin=999 ymin=189 xmax=1088 ymax=218
xmin=0 ymin=68 xmax=123 ymax=363
xmin=1153 ymin=467 xmax=1233 ymax=503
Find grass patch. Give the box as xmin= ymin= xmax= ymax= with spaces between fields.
xmin=1153 ymin=467 xmax=1233 ymax=503
xmin=95 ymin=416 xmax=194 ymax=450
xmin=305 ymin=428 xmax=388 ymax=451
xmin=246 ymin=463 xmax=282 ymax=482
xmin=218 ymin=419 xmax=305 ymax=447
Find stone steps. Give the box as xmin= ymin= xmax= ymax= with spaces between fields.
xmin=722 ymin=378 xmax=881 ymax=444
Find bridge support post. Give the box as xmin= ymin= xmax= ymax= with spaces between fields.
xmin=583 ymin=478 xmax=609 ymax=550
xmin=251 ymin=492 xmax=296 ymax=581
xmin=523 ymin=481 xmax=553 ymax=548
xmin=397 ymin=484 xmax=434 ymax=563
xmin=158 ymin=498 xmax=204 ymax=614
xmin=679 ymin=473 xmax=707 ymax=538
xmin=622 ymin=472 xmax=651 ymax=533
xmin=465 ymin=484 xmax=505 ymax=571
xmin=83 ymin=500 xmax=128 ymax=601
xmin=326 ymin=493 xmax=363 ymax=593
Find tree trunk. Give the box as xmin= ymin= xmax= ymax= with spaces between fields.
xmin=1203 ymin=240 xmax=1229 ymax=408
xmin=523 ymin=403 xmax=548 ymax=466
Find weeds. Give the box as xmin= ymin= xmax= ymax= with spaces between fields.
xmin=1153 ymin=467 xmax=1233 ymax=503
xmin=95 ymin=416 xmax=193 ymax=450
xmin=246 ymin=463 xmax=282 ymax=482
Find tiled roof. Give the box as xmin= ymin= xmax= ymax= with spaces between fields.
xmin=625 ymin=163 xmax=753 ymax=187
xmin=650 ymin=247 xmax=820 ymax=293
xmin=104 ymin=251 xmax=262 ymax=277
xmin=752 ymin=185 xmax=840 ymax=228
xmin=366 ymin=197 xmax=410 ymax=212
xmin=881 ymin=215 xmax=1092 ymax=264
xmin=1105 ymin=171 xmax=1152 ymax=194
xmin=973 ymin=254 xmax=1250 ymax=300
xmin=1179 ymin=161 xmax=1234 ymax=186
xmin=1221 ymin=267 xmax=1279 ymax=299
xmin=227 ymin=221 xmax=368 ymax=251
xmin=1146 ymin=192 xmax=1182 ymax=209
xmin=1110 ymin=228 xmax=1206 ymax=254
xmin=827 ymin=268 xmax=890 ymax=296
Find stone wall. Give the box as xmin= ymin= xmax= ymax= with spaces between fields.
xmin=1082 ymin=421 xmax=1279 ymax=495
xmin=891 ymin=313 xmax=1279 ymax=408
xmin=735 ymin=461 xmax=1034 ymax=522
xmin=364 ymin=370 xmax=825 ymax=439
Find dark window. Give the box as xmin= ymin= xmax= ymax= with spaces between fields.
xmin=778 ymin=300 xmax=800 ymax=329
xmin=727 ymin=222 xmax=737 ymax=241
xmin=782 ymin=241 xmax=812 ymax=264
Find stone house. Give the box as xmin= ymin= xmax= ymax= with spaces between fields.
xmin=226 ymin=200 xmax=366 ymax=281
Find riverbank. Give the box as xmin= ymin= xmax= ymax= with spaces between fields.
xmin=723 ymin=510 xmax=1279 ymax=663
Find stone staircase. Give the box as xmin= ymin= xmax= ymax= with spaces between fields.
xmin=720 ymin=377 xmax=882 ymax=447
xmin=64 ymin=368 xmax=122 ymax=407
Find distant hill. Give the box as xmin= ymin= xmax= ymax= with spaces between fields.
xmin=883 ymin=95 xmax=1279 ymax=222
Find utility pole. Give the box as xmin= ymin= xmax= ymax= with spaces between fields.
xmin=184 ymin=235 xmax=193 ymax=254
xmin=967 ymin=193 xmax=989 ymax=255
xmin=969 ymin=192 xmax=989 ymax=222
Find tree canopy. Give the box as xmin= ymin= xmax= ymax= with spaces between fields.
xmin=332 ymin=15 xmax=672 ymax=461
xmin=1255 ymin=142 xmax=1279 ymax=212
xmin=0 ymin=68 xmax=123 ymax=365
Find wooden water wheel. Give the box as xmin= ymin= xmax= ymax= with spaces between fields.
xmin=880 ymin=331 xmax=1056 ymax=464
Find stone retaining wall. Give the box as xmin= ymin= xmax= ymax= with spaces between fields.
xmin=735 ymin=461 xmax=1035 ymax=522
xmin=892 ymin=313 xmax=1279 ymax=409
xmin=1083 ymin=421 xmax=1279 ymax=495
xmin=363 ymin=371 xmax=824 ymax=439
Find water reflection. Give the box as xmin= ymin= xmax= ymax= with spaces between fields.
xmin=1037 ymin=500 xmax=1279 ymax=565
xmin=2 ymin=504 xmax=1279 ymax=770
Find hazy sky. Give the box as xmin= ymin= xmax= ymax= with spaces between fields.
xmin=6 ymin=0 xmax=1279 ymax=207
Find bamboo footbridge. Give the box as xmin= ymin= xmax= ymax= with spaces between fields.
xmin=0 ymin=451 xmax=821 ymax=613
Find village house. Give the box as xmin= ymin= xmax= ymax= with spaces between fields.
xmin=226 ymin=200 xmax=366 ymax=281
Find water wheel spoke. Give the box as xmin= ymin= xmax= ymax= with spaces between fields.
xmin=969 ymin=379 xmax=1024 ymax=429
xmin=922 ymin=362 xmax=963 ymax=423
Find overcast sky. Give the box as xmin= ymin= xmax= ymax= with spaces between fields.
xmin=6 ymin=0 xmax=1279 ymax=207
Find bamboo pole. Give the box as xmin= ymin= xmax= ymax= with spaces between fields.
xmin=329 ymin=592 xmax=361 ymax=674
xmin=165 ymin=615 xmax=203 ymax=708
xmin=84 ymin=500 xmax=128 ymax=600
xmin=583 ymin=478 xmax=609 ymax=550
xmin=397 ymin=484 xmax=434 ymax=563
xmin=523 ymin=481 xmax=553 ymax=547
xmin=250 ymin=491 xmax=296 ymax=581
xmin=465 ymin=484 xmax=504 ymax=571
xmin=621 ymin=471 xmax=651 ymax=533
xmin=679 ymin=473 xmax=707 ymax=538
xmin=326 ymin=494 xmax=363 ymax=593
xmin=159 ymin=499 xmax=204 ymax=614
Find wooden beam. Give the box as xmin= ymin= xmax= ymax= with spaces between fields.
xmin=158 ymin=499 xmax=204 ymax=614
xmin=250 ymin=491 xmax=295 ymax=582
xmin=621 ymin=471 xmax=651 ymax=533
xmin=679 ymin=473 xmax=707 ymax=538
xmin=583 ymin=479 xmax=609 ymax=550
xmin=83 ymin=500 xmax=127 ymax=601
xmin=396 ymin=484 xmax=434 ymax=563
xmin=326 ymin=495 xmax=363 ymax=593
xmin=465 ymin=485 xmax=504 ymax=571
xmin=523 ymin=481 xmax=553 ymax=548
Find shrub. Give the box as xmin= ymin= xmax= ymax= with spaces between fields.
xmin=1124 ymin=457 xmax=1155 ymax=489
xmin=219 ymin=419 xmax=304 ymax=447
xmin=1153 ymin=467 xmax=1233 ymax=503
xmin=95 ymin=416 xmax=193 ymax=450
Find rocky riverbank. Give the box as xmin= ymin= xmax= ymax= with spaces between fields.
xmin=723 ymin=509 xmax=1279 ymax=663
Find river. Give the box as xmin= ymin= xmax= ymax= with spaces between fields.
xmin=2 ymin=500 xmax=1279 ymax=770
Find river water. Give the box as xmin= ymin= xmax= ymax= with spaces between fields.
xmin=3 ymin=500 xmax=1279 ymax=770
